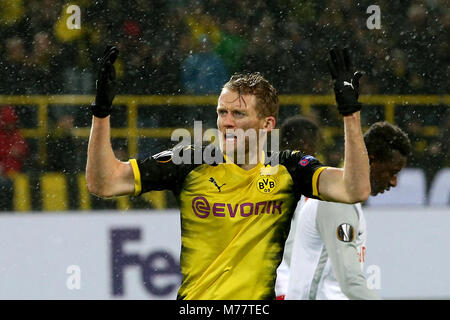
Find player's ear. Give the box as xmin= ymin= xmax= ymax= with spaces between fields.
xmin=263 ymin=116 xmax=276 ymax=132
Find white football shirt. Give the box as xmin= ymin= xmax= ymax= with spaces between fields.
xmin=277 ymin=199 xmax=379 ymax=300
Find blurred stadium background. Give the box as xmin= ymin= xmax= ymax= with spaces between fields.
xmin=0 ymin=0 xmax=448 ymax=299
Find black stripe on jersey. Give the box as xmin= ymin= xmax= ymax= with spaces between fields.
xmin=137 ymin=144 xmax=222 ymax=195
xmin=265 ymin=150 xmax=326 ymax=199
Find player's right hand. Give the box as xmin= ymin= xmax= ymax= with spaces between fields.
xmin=91 ymin=45 xmax=119 ymax=118
xmin=327 ymin=46 xmax=363 ymax=116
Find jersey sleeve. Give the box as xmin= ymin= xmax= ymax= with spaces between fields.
xmin=278 ymin=150 xmax=329 ymax=199
xmin=129 ymin=144 xmax=198 ymax=196
xmin=315 ymin=201 xmax=380 ymax=300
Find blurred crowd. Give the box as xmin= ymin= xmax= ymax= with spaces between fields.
xmin=0 ymin=0 xmax=448 ymax=95
xmin=0 ymin=0 xmax=448 ymax=209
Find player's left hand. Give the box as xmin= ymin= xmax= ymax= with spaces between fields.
xmin=327 ymin=46 xmax=363 ymax=116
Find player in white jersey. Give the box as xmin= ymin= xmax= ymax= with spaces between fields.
xmin=276 ymin=121 xmax=411 ymax=300
xmin=274 ymin=115 xmax=320 ymax=299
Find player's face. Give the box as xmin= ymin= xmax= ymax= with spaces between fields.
xmin=217 ymin=88 xmax=270 ymax=158
xmin=369 ymin=150 xmax=407 ymax=196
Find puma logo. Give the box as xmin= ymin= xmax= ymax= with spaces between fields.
xmin=343 ymin=81 xmax=354 ymax=89
xmin=209 ymin=177 xmax=226 ymax=192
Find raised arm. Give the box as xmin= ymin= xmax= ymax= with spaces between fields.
xmin=318 ymin=47 xmax=371 ymax=204
xmin=86 ymin=46 xmax=135 ymax=198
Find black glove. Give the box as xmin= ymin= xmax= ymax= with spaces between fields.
xmin=91 ymin=45 xmax=119 ymax=118
xmin=327 ymin=46 xmax=363 ymax=116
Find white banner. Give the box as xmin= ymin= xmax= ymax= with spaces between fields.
xmin=363 ymin=207 xmax=450 ymax=299
xmin=0 ymin=211 xmax=181 ymax=300
xmin=0 ymin=207 xmax=449 ymax=299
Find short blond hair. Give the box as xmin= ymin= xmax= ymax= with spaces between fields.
xmin=223 ymin=72 xmax=279 ymax=120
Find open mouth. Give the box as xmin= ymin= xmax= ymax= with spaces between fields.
xmin=224 ymin=132 xmax=237 ymax=142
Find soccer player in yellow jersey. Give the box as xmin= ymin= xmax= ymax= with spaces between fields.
xmin=86 ymin=46 xmax=370 ymax=299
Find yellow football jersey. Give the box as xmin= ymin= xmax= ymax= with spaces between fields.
xmin=130 ymin=145 xmax=327 ymax=300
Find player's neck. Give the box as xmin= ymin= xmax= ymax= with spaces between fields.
xmin=238 ymin=162 xmax=258 ymax=171
xmin=225 ymin=149 xmax=265 ymax=171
